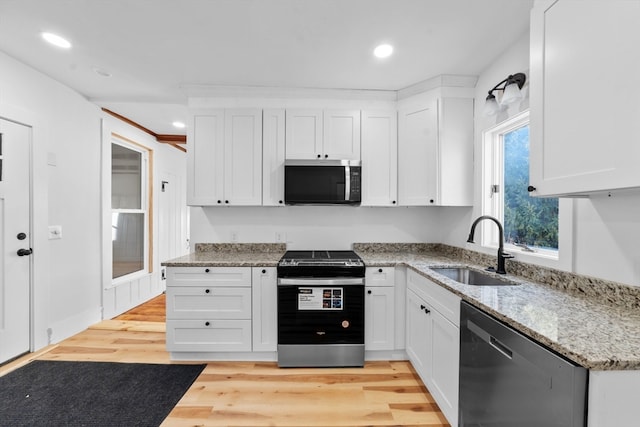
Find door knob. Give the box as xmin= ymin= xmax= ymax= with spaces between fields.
xmin=17 ymin=248 xmax=33 ymax=256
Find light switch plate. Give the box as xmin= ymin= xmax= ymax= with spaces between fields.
xmin=48 ymin=225 xmax=62 ymax=240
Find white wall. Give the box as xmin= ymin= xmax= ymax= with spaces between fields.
xmin=465 ymin=31 xmax=640 ymax=287
xmin=0 ymin=50 xmax=103 ymax=347
xmin=0 ymin=50 xmax=188 ymax=351
xmin=190 ymin=206 xmax=469 ymax=250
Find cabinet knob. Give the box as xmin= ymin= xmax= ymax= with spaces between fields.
xmin=205 ymin=289 xmax=210 ymax=294
xmin=367 ymin=290 xmax=372 ymax=294
xmin=279 ymin=200 xmax=283 ymax=204
xmin=205 ymin=321 xmax=210 ymax=326
xmin=324 ymin=154 xmax=328 ymax=158
xmin=420 ymin=305 xmax=426 ymax=310
xmin=527 ymin=185 xmax=537 ymax=192
xmin=429 ymin=199 xmax=435 ymax=204
xmin=262 ymin=269 xmax=266 ymax=274
xmin=317 ymin=154 xmax=321 ymax=159
xmin=217 ymin=200 xmax=222 ymax=204
xmin=225 ymin=200 xmax=229 ymax=204
xmin=424 ymin=308 xmax=431 ymax=314
xmin=378 ymin=268 xmax=383 ymax=273
xmin=205 ymin=268 xmax=210 ymax=273
xmin=392 ymin=200 xmax=396 ymax=204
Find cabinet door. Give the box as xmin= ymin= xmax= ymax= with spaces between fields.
xmin=530 ymin=0 xmax=640 ymax=196
xmin=438 ymin=98 xmax=473 ymax=206
xmin=285 ymin=109 xmax=323 ymax=159
xmin=405 ymin=289 xmax=432 ymax=381
xmin=187 ymin=111 xmax=224 ymax=205
xmin=323 ymin=110 xmax=361 ymax=160
xmin=262 ymin=109 xmax=286 ymax=206
xmin=361 ymin=110 xmax=398 ymax=206
xmin=252 ymin=267 xmax=278 ymax=352
xmin=224 ymin=109 xmax=262 ymax=205
xmin=365 ymin=286 xmax=395 ymax=351
xmin=430 ymin=309 xmax=459 ymax=427
xmin=398 ymin=100 xmax=438 ymax=205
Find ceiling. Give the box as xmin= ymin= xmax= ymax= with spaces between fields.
xmin=0 ymin=0 xmax=534 ymax=136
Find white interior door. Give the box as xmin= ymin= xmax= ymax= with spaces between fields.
xmin=0 ymin=117 xmax=32 ymax=364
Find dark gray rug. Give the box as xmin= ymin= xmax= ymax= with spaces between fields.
xmin=0 ymin=360 xmax=205 ymax=427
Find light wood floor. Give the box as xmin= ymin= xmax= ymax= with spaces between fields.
xmin=1 ymin=294 xmax=450 ymax=427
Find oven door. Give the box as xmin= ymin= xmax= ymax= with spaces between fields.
xmin=277 ymin=278 xmax=365 ymax=345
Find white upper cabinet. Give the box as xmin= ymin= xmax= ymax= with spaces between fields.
xmin=529 ymin=0 xmax=640 ymax=197
xmin=361 ymin=110 xmax=398 ymax=206
xmin=397 ymin=92 xmax=473 ymax=206
xmin=188 ymin=110 xmax=224 ymax=206
xmin=286 ymin=109 xmax=361 ymax=160
xmin=187 ymin=109 xmax=262 ymax=206
xmin=262 ymin=109 xmax=286 ymax=206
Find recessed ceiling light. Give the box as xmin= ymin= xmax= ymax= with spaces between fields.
xmin=172 ymin=121 xmax=186 ymax=129
xmin=373 ymin=44 xmax=393 ymax=59
xmin=41 ymin=32 xmax=72 ymax=49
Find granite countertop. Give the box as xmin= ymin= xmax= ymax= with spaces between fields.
xmin=161 ymin=243 xmax=286 ymax=267
xmin=355 ymin=245 xmax=640 ymax=371
xmin=162 ymin=242 xmax=640 ymax=371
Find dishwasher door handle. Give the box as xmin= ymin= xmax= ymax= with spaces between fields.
xmin=467 ymin=319 xmax=513 ymax=360
xmin=490 ymin=336 xmax=513 ymax=359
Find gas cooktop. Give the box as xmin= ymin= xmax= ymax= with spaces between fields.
xmin=277 ymin=250 xmax=365 ymax=277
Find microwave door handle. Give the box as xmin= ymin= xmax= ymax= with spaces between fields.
xmin=345 ymin=165 xmax=351 ymax=200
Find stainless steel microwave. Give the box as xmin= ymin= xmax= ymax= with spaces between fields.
xmin=284 ymin=160 xmax=361 ymax=205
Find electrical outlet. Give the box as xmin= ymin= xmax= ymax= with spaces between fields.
xmin=231 ymin=231 xmax=238 ymax=242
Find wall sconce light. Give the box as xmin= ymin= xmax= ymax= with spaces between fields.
xmin=484 ymin=72 xmax=527 ymax=116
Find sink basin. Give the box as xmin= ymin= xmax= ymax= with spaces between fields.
xmin=430 ymin=267 xmax=519 ymax=286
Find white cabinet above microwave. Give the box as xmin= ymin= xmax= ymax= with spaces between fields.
xmin=285 ymin=109 xmax=361 ymax=161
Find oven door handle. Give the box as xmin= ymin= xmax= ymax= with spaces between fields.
xmin=278 ymin=278 xmax=365 ymax=286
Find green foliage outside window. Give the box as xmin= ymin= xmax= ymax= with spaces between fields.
xmin=503 ymin=126 xmax=559 ymax=250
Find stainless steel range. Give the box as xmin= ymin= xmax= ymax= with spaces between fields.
xmin=277 ymin=250 xmax=365 ymax=367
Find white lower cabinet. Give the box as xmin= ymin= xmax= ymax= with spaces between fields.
xmin=406 ymin=269 xmax=460 ymax=427
xmin=166 ymin=266 xmax=253 ymax=352
xmin=365 ymin=267 xmax=396 ymax=351
xmin=252 ymin=267 xmax=278 ymax=352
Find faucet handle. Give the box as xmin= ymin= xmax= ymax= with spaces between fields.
xmin=502 ymin=252 xmax=515 ymax=259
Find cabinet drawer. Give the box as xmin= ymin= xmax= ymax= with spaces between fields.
xmin=407 ymin=269 xmax=460 ymax=326
xmin=166 ymin=319 xmax=252 ymax=352
xmin=365 ymin=266 xmax=395 ymax=287
xmin=167 ymin=267 xmax=252 ymax=287
xmin=166 ymin=286 xmax=252 ymax=319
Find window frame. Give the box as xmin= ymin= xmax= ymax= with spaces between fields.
xmin=110 ymin=136 xmax=152 ymax=284
xmin=481 ymin=110 xmax=573 ymax=271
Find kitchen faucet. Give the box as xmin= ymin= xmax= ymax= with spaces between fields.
xmin=466 ymin=215 xmax=514 ymax=274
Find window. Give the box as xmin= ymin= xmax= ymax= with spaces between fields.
xmin=483 ymin=111 xmax=559 ymax=259
xmin=111 ymin=141 xmax=149 ymax=279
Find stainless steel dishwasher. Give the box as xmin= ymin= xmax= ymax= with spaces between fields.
xmin=459 ymin=301 xmax=587 ymax=427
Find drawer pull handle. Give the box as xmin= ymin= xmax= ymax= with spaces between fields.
xmin=205 ymin=321 xmax=210 ymax=326
xmin=205 ymin=289 xmax=210 ymax=294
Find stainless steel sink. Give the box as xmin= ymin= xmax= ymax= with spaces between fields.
xmin=430 ymin=267 xmax=519 ymax=286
